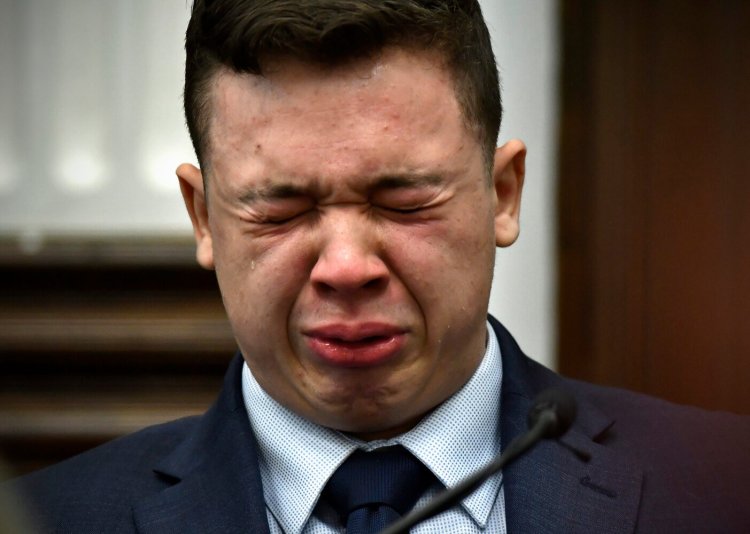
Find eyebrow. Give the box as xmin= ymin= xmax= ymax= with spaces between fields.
xmin=373 ymin=174 xmax=445 ymax=190
xmin=237 ymin=173 xmax=445 ymax=204
xmin=238 ymin=183 xmax=309 ymax=204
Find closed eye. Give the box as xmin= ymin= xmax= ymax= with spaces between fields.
xmin=377 ymin=204 xmax=437 ymax=223
xmin=370 ymin=175 xmax=445 ymax=218
xmin=251 ymin=197 xmax=315 ymax=225
xmin=263 ymin=209 xmax=313 ymax=225
xmin=384 ymin=205 xmax=425 ymax=214
xmin=237 ymin=182 xmax=315 ymax=226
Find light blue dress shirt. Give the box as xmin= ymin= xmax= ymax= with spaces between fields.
xmin=242 ymin=322 xmax=507 ymax=533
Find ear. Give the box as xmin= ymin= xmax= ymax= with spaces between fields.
xmin=176 ymin=163 xmax=214 ymax=270
xmin=492 ymin=139 xmax=526 ymax=247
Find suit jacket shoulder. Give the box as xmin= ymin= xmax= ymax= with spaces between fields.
xmin=6 ymin=356 xmax=270 ymax=534
xmin=9 ymin=417 xmax=198 ymax=533
xmin=491 ymin=316 xmax=750 ymax=533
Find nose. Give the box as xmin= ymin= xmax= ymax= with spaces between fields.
xmin=310 ymin=212 xmax=389 ymax=295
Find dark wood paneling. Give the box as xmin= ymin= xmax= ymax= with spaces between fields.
xmin=559 ymin=1 xmax=750 ymax=414
xmin=0 ymin=236 xmax=236 ymax=477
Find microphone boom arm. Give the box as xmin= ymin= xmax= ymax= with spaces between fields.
xmin=379 ymin=410 xmax=558 ymax=534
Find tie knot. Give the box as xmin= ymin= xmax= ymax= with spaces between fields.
xmin=323 ymin=446 xmax=435 ymax=532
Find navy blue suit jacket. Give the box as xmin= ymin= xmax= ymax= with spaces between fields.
xmin=10 ymin=317 xmax=750 ymax=532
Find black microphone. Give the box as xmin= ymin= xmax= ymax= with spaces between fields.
xmin=526 ymin=388 xmax=577 ymax=439
xmin=378 ymin=388 xmax=582 ymax=534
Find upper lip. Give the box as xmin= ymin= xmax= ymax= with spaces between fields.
xmin=302 ymin=322 xmax=406 ymax=342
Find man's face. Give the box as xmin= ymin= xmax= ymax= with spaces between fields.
xmin=179 ymin=48 xmax=524 ymax=439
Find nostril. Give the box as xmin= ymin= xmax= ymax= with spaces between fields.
xmin=363 ymin=277 xmax=386 ymax=290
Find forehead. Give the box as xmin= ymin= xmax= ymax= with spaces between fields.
xmin=212 ymin=47 xmax=457 ymax=112
xmin=217 ymin=49 xmax=466 ymax=142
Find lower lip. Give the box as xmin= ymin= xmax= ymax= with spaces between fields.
xmin=305 ymin=334 xmax=406 ymax=367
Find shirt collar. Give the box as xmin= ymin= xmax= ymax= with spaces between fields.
xmin=242 ymin=322 xmax=503 ymax=534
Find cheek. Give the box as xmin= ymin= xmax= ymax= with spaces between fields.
xmin=214 ymin=231 xmax=317 ymax=387
xmin=390 ymin=205 xmax=495 ymax=274
xmin=385 ymin=207 xmax=495 ymax=316
xmin=211 ymin=223 xmax=314 ymax=328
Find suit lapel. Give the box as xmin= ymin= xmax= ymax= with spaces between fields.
xmin=133 ymin=356 xmax=270 ymax=534
xmin=491 ymin=317 xmax=643 ymax=533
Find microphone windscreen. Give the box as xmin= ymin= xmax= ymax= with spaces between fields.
xmin=527 ymin=388 xmax=577 ymax=438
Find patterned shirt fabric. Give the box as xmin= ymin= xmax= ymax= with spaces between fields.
xmin=242 ymin=322 xmax=506 ymax=534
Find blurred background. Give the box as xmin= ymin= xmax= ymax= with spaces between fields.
xmin=0 ymin=0 xmax=748 ymax=477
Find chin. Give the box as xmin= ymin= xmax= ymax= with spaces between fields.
xmin=314 ymin=394 xmax=424 ymax=440
xmin=336 ymin=413 xmax=424 ymax=441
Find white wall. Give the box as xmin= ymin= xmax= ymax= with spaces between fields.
xmin=483 ymin=0 xmax=559 ymax=368
xmin=0 ymin=0 xmax=559 ymax=368
xmin=0 ymin=1 xmax=195 ymax=237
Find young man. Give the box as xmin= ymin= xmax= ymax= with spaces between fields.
xmin=11 ymin=1 xmax=750 ymax=532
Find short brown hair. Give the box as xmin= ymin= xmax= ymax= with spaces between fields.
xmin=184 ymin=0 xmax=501 ymax=172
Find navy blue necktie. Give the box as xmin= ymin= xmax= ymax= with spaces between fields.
xmin=323 ymin=446 xmax=436 ymax=533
